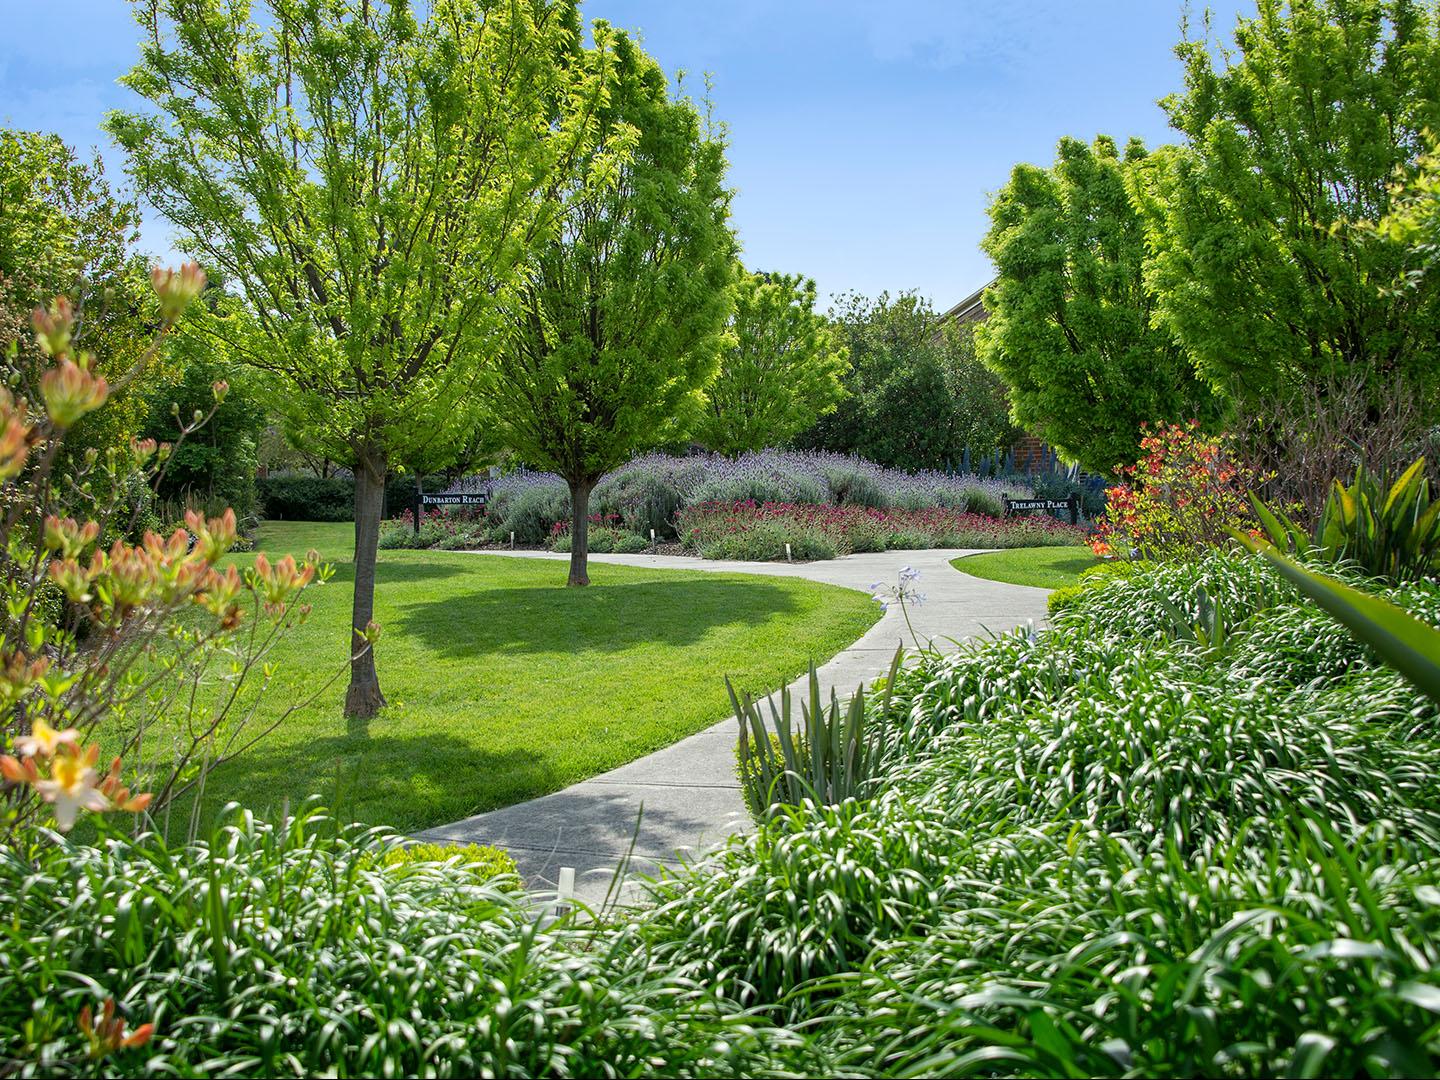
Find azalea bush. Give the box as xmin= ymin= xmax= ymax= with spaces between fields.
xmin=676 ymin=500 xmax=1085 ymax=561
xmin=1 ymin=272 xmax=339 ymax=844
xmin=1092 ymin=420 xmax=1266 ymax=560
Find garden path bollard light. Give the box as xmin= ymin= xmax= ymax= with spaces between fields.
xmin=650 ymin=528 xmax=656 ymax=552
xmin=556 ymin=866 xmax=575 ymax=917
xmin=509 ymin=531 xmax=514 ymax=549
xmin=785 ymin=542 xmax=792 ymax=562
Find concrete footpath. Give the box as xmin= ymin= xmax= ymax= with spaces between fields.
xmin=417 ymin=548 xmax=1051 ymax=907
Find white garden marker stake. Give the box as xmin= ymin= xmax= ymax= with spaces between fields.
xmin=556 ymin=866 xmax=576 ymax=917
xmin=785 ymin=542 xmax=792 ymax=562
xmin=509 ymin=531 xmax=515 ymax=549
xmin=650 ymin=528 xmax=656 ymax=552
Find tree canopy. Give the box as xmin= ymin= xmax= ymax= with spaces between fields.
xmin=980 ymin=135 xmax=1222 ymax=475
xmin=696 ymin=268 xmax=848 ymax=457
xmin=797 ymin=291 xmax=1012 ymax=470
xmin=108 ymin=0 xmax=602 ymax=713
xmin=476 ymin=22 xmax=734 ymax=586
xmin=0 ymin=130 xmax=156 ymax=458
xmin=1133 ymin=0 xmax=1440 ymax=410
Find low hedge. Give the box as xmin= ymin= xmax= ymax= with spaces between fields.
xmin=259 ymin=474 xmax=450 ymax=522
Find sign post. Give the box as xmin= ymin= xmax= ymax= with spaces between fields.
xmin=1002 ymin=493 xmax=1079 ymax=526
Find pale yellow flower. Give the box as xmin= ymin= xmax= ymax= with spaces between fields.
xmin=13 ymin=718 xmax=80 ymax=758
xmin=34 ymin=751 xmax=108 ymax=830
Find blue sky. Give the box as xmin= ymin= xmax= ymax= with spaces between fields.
xmin=1 ymin=0 xmax=1250 ymax=309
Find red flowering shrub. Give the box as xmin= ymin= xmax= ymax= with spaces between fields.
xmin=676 ymin=500 xmax=1084 ymax=561
xmin=1092 ymin=421 xmax=1267 ymax=560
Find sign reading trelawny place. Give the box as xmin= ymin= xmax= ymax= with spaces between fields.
xmin=413 ymin=488 xmax=490 ymax=533
xmin=1002 ymin=494 xmax=1079 ymax=526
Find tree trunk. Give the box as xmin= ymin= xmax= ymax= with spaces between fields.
xmin=567 ymin=478 xmax=593 ymax=587
xmin=345 ymin=447 xmax=388 ymax=717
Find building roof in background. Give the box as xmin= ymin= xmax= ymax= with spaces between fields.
xmin=940 ymin=281 xmax=993 ymax=325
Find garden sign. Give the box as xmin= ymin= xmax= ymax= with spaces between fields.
xmin=1002 ymin=494 xmax=1079 ymax=526
xmin=413 ymin=488 xmax=490 ymax=534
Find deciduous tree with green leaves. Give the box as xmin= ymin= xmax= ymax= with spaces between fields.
xmin=798 ymin=291 xmax=999 ymax=470
xmin=1131 ymin=0 xmax=1440 ymax=412
xmin=108 ymin=0 xmax=600 ymax=716
xmin=478 ymin=23 xmax=734 ymax=586
xmin=979 ymin=135 xmax=1222 ymax=475
xmin=697 ymin=268 xmax=848 ymax=456
xmin=0 ymin=130 xmax=157 ymax=460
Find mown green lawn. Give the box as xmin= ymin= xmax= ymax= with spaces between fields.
xmin=951 ymin=545 xmax=1100 ymax=590
xmin=177 ymin=522 xmax=878 ymax=833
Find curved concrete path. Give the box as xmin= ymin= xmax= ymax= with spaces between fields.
xmin=417 ymin=548 xmax=1051 ymax=906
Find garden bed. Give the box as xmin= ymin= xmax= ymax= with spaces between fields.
xmin=380 ymin=501 xmax=1086 ymax=562
xmin=12 ymin=549 xmax=1440 ymax=1075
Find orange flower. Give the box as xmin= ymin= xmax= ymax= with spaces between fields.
xmin=43 ymin=515 xmax=100 ymax=559
xmin=78 ymin=999 xmax=155 ymax=1058
xmin=150 ymin=262 xmax=206 ymax=324
xmin=31 ymin=297 xmax=75 ymax=357
xmin=0 ymin=390 xmax=31 ymax=480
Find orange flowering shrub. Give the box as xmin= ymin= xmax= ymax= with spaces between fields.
xmin=1092 ymin=421 xmax=1267 ymax=560
xmin=1 ymin=270 xmax=340 ymax=840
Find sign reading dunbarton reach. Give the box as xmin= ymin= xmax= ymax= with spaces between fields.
xmin=413 ymin=488 xmax=490 ymax=532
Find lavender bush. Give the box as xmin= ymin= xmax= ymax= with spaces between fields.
xmin=475 ymin=450 xmax=1033 ymax=543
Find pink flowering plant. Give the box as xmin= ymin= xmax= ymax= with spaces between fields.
xmin=1 ymin=272 xmax=350 ymax=843
xmin=676 ymin=500 xmax=1085 ymax=561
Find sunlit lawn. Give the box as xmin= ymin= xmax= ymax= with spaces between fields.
xmin=951 ymin=545 xmax=1100 ymax=589
xmin=178 ymin=522 xmax=879 ymax=833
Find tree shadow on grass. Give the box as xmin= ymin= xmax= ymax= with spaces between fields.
xmin=389 ymin=577 xmax=802 ymax=658
xmin=1036 ymin=550 xmax=1101 ymax=576
xmin=171 ymin=732 xmax=555 ymax=837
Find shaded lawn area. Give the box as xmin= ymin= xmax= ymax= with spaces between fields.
xmin=951 ymin=546 xmax=1100 ymax=590
xmin=180 ymin=522 xmax=879 ymax=833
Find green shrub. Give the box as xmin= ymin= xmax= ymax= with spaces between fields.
xmin=959 ymin=486 xmax=1003 ymax=517
xmin=257 ymin=474 xmax=355 ymax=521
xmin=496 ymin=483 xmax=570 ymax=544
xmin=593 ymin=466 xmax=687 ymax=540
xmin=821 ymin=464 xmax=891 ymax=509
xmin=730 ymin=654 xmax=899 ymax=824
xmin=1253 ymin=456 xmax=1440 ymax=582
xmin=613 ymin=531 xmax=650 ymax=554
xmin=549 ymin=524 xmax=642 ymax=554
xmin=698 ymin=521 xmax=837 ymax=561
xmin=1046 ymin=557 xmax=1153 ymax=614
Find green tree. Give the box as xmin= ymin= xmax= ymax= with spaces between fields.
xmin=939 ymin=319 xmax=1017 ymax=457
xmin=143 ymin=350 xmax=267 ymax=520
xmin=0 ymin=130 xmax=156 ymax=458
xmin=798 ymin=291 xmax=1005 ymax=470
xmin=1133 ymin=0 xmax=1440 ymax=411
xmin=108 ymin=0 xmax=598 ymax=716
xmin=980 ymin=135 xmax=1222 ymax=475
xmin=478 ymin=24 xmax=734 ymax=586
xmin=697 ymin=268 xmax=848 ymax=456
